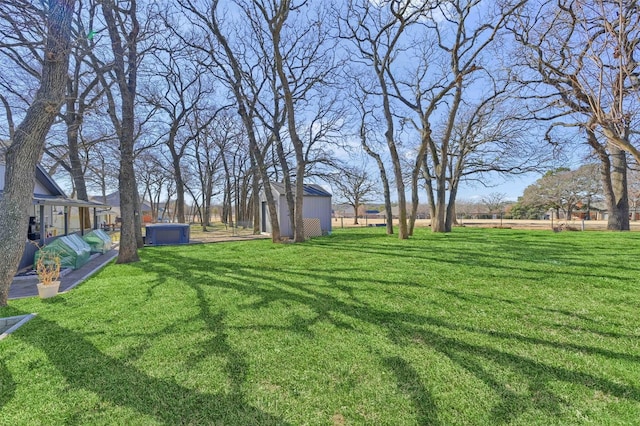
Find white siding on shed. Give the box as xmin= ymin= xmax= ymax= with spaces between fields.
xmin=302 ymin=194 xmax=332 ymax=235
xmin=260 ymin=182 xmax=332 ymax=238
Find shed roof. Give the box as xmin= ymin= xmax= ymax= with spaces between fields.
xmin=270 ymin=182 xmax=331 ymax=197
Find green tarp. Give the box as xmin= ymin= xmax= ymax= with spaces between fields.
xmin=34 ymin=235 xmax=91 ymax=270
xmin=83 ymin=229 xmax=112 ymax=254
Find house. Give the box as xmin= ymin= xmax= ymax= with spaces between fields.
xmin=260 ymin=182 xmax=332 ymax=238
xmin=386 ymin=204 xmax=430 ymax=220
xmin=0 ymin=143 xmax=109 ymax=269
xmin=89 ymin=191 xmax=153 ymax=227
xmin=332 ymin=204 xmax=356 ymax=218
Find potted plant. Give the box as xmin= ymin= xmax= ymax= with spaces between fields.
xmin=35 ymin=248 xmax=61 ymax=299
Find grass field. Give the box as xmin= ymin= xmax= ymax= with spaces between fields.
xmin=1 ymin=228 xmax=639 ymax=425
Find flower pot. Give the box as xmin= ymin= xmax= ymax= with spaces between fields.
xmin=37 ymin=281 xmax=61 ymax=299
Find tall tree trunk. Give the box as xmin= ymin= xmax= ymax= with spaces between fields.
xmin=169 ymin=147 xmax=186 ymax=223
xmin=408 ymin=180 xmax=419 ymax=235
xmin=271 ymin=13 xmax=306 ymax=243
xmin=210 ymin=5 xmax=281 ymax=242
xmin=202 ymin=180 xmax=211 ymax=230
xmin=234 ymin=173 xmax=242 ymax=225
xmin=250 ymin=157 xmax=261 ymax=234
xmin=432 ymin=84 xmax=461 ymax=233
xmin=293 ymin=164 xmax=305 ymax=242
xmin=361 ymin=124 xmax=393 ymax=235
xmin=66 ymin=101 xmax=92 ymax=228
xmin=273 ymin=132 xmax=296 ymax=238
xmin=65 ymin=42 xmax=96 ymax=229
xmin=608 ymin=143 xmax=630 ymax=230
xmin=221 ymin=153 xmax=231 ymax=225
xmin=380 ymin=167 xmax=394 ymax=235
xmin=431 ymin=177 xmax=447 ymax=232
xmin=134 ymin=190 xmax=144 ymax=248
xmin=101 ymin=0 xmax=141 ymax=262
xmin=0 ymin=0 xmax=75 ymax=306
xmin=409 ymin=119 xmax=431 ymax=236
xmin=445 ymin=180 xmax=459 ymax=232
xmin=448 ymin=160 xmax=465 ymax=227
xmin=422 ymin=159 xmax=436 ymax=222
xmin=383 ymin=107 xmax=408 ymax=239
xmin=225 ymin=173 xmax=234 ymax=227
xmin=353 ymin=198 xmax=360 ymax=225
xmin=589 ymin=130 xmax=630 ymax=231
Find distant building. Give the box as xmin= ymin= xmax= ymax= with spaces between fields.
xmin=89 ymin=191 xmax=153 ymax=226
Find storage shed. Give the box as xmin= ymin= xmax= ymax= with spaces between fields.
xmin=260 ymin=182 xmax=332 ymax=238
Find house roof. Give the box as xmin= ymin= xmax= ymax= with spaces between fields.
xmin=270 ymin=182 xmax=331 ymax=197
xmin=0 ymin=187 xmax=109 ymax=209
xmin=31 ymin=194 xmax=109 ymax=208
xmin=1 ymin=141 xmax=108 ymax=208
xmin=34 ymin=165 xmax=66 ymax=197
xmin=1 ymin=140 xmax=65 ymax=197
xmin=90 ymin=191 xmax=152 ymax=212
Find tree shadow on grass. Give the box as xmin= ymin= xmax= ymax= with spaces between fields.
xmin=437 ymin=288 xmax=640 ymax=340
xmin=383 ymin=356 xmax=440 ymax=425
xmin=17 ymin=315 xmax=289 ymax=425
xmin=0 ymin=358 xmax=16 ymax=412
xmin=314 ymin=230 xmax=640 ymax=281
xmin=1 ymin=307 xmax=24 ymax=412
xmin=129 ymin=246 xmax=640 ymax=423
xmin=184 ymin=279 xmax=249 ymax=395
xmin=312 ymin=240 xmax=635 ymax=283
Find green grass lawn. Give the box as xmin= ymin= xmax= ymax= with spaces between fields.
xmin=1 ymin=227 xmax=639 ymax=425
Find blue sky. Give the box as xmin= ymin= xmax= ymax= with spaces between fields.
xmin=456 ymin=172 xmax=538 ymax=202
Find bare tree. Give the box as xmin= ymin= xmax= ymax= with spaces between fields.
xmin=177 ymin=0 xmax=283 ymax=242
xmin=0 ymin=0 xmax=75 ymax=306
xmin=482 ymin=192 xmax=508 ymax=217
xmin=62 ymin=2 xmax=106 ymax=211
xmin=141 ymin=29 xmax=214 ymax=224
xmin=183 ymin=108 xmax=225 ymax=231
xmin=359 ymin=103 xmax=395 ymax=235
xmin=215 ymin=114 xmax=241 ymax=227
xmin=328 ymin=165 xmax=379 ymax=225
xmin=445 ymin=83 xmax=551 ymax=228
xmin=508 ymin=0 xmax=639 ymax=230
xmin=341 ymin=1 xmax=527 ymax=235
xmin=340 ymin=0 xmax=437 ymax=239
xmin=250 ymin=0 xmax=342 ymax=242
xmin=384 ymin=1 xmax=527 ymax=234
xmin=136 ymin=150 xmax=171 ymax=222
xmin=95 ymin=0 xmax=145 ymax=262
xmin=85 ymin=139 xmax=119 ymax=202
